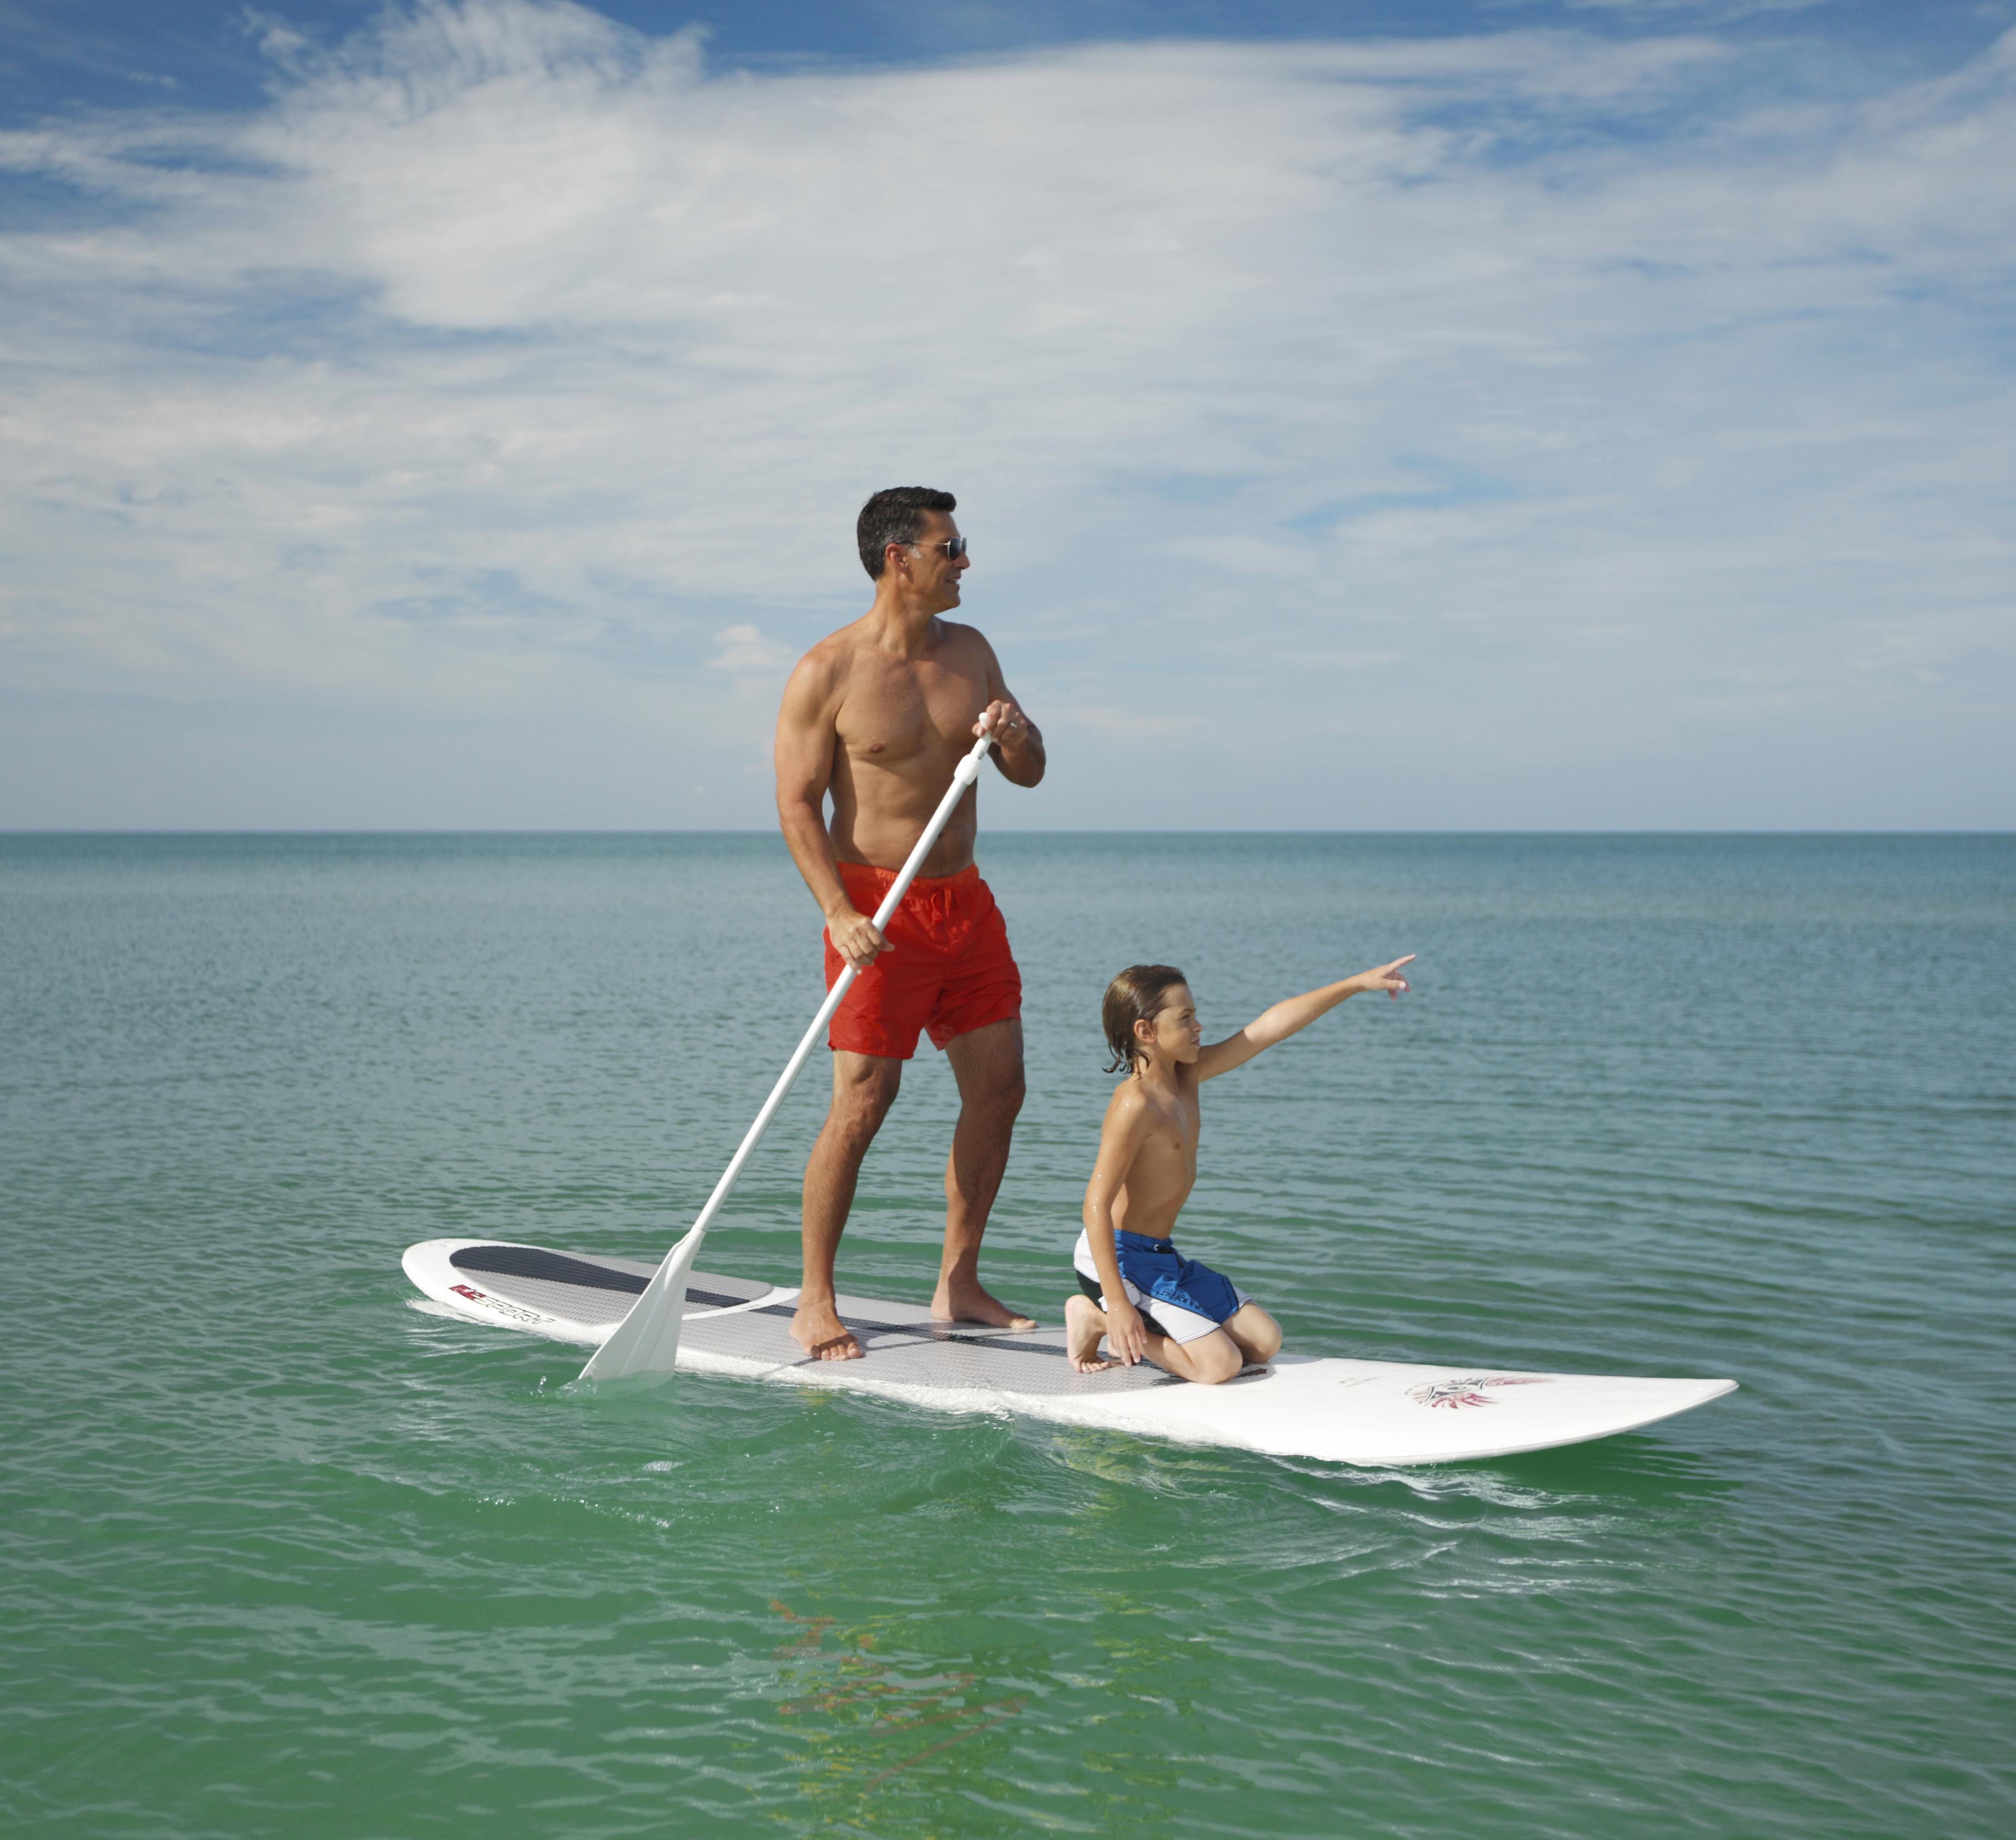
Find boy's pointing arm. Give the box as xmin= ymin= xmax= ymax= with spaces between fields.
xmin=1195 ymin=956 xmax=1414 ymax=1082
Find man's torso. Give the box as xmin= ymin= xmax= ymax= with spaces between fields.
xmin=819 ymin=619 xmax=995 ymax=876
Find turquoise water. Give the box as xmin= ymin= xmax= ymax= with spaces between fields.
xmin=4 ymin=833 xmax=2012 ymax=1839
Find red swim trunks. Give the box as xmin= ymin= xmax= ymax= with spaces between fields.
xmin=823 ymin=860 xmax=1022 ymax=1060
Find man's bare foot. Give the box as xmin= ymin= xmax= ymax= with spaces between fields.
xmin=1065 ymin=1294 xmax=1113 ymax=1373
xmin=930 ymin=1276 xmax=1037 ymax=1332
xmin=790 ymin=1297 xmax=863 ymax=1361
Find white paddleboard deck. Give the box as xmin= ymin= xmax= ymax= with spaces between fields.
xmin=403 ymin=1238 xmax=1735 ymax=1468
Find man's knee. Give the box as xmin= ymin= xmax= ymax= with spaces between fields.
xmin=960 ymin=1053 xmax=1024 ymax=1127
xmin=828 ymin=1068 xmax=900 ymax=1146
xmin=978 ymin=1070 xmax=1026 ymax=1126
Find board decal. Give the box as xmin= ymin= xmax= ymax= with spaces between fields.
xmin=1408 ymin=1375 xmax=1551 ymax=1410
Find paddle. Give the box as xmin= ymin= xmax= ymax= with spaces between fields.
xmin=579 ymin=723 xmax=1001 ymax=1382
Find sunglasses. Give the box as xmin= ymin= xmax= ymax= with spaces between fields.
xmin=904 ymin=536 xmax=967 ymax=561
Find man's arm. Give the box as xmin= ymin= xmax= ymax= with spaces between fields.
xmin=973 ymin=634 xmax=1045 ymax=788
xmin=774 ymin=654 xmax=888 ymax=970
xmin=1081 ymin=1092 xmax=1155 ymax=1366
xmin=1193 ymin=956 xmax=1414 ymax=1083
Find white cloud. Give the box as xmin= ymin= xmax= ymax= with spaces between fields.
xmin=0 ymin=1 xmax=2012 ymax=827
xmin=707 ymin=622 xmax=796 ymax=675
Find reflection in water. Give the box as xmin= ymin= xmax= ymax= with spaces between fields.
xmin=770 ymin=1602 xmax=1029 ymax=1822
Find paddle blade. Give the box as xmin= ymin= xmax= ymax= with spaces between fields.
xmin=577 ymin=1223 xmax=704 ymax=1382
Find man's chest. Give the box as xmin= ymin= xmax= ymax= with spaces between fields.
xmin=837 ymin=654 xmax=987 ymax=763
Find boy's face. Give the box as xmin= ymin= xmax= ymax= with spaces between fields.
xmin=1139 ymin=984 xmax=1202 ymax=1066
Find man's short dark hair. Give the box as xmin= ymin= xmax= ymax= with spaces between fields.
xmin=858 ymin=486 xmax=956 ymax=579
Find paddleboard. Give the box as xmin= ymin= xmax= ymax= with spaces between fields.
xmin=402 ymin=1238 xmax=1735 ymax=1467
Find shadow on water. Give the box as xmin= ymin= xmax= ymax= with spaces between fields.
xmin=1031 ymin=1411 xmax=1738 ymax=1515
xmin=1453 ymin=1430 xmax=1739 ymax=1504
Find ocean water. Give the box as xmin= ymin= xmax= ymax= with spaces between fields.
xmin=3 ymin=831 xmax=2011 ymax=1840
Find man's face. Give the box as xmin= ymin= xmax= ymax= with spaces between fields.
xmin=891 ymin=510 xmax=970 ymax=612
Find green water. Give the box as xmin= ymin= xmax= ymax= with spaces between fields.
xmin=4 ymin=833 xmax=2012 ymax=1838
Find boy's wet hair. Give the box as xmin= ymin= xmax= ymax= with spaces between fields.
xmin=857 ymin=486 xmax=956 ymax=579
xmin=1102 ymin=965 xmax=1189 ymax=1075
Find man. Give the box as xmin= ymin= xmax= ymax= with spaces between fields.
xmin=774 ymin=486 xmax=1045 ymax=1360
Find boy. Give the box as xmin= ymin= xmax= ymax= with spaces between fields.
xmin=1068 ymin=956 xmax=1414 ymax=1382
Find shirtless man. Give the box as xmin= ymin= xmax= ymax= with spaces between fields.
xmin=774 ymin=486 xmax=1046 ymax=1360
xmin=1069 ymin=956 xmax=1414 ymax=1382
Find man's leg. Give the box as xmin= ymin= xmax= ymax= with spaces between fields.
xmin=791 ymin=1051 xmax=903 ymax=1360
xmin=933 ymin=1018 xmax=1034 ymax=1328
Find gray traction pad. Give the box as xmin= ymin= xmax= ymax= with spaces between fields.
xmin=681 ymin=1290 xmax=1178 ymax=1397
xmin=453 ymin=1250 xmax=770 ymax=1328
xmin=461 ymin=1247 xmax=1177 ymax=1397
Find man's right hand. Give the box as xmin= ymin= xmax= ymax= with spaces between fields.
xmin=828 ymin=906 xmax=891 ymax=971
xmin=1106 ymin=1297 xmax=1151 ymax=1367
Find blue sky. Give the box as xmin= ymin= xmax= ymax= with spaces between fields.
xmin=5 ymin=2 xmax=2008 ymax=119
xmin=3 ymin=0 xmax=2013 ymax=828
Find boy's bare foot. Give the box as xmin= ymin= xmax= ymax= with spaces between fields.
xmin=1065 ymin=1294 xmax=1113 ymax=1373
xmin=789 ymin=1297 xmax=863 ymax=1360
xmin=930 ymin=1275 xmax=1037 ymax=1332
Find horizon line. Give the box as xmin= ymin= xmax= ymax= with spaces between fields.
xmin=4 ymin=827 xmax=2011 ymax=840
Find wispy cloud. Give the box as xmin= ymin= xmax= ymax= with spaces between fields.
xmin=1 ymin=0 xmax=2011 ymax=826
xmin=708 ymin=623 xmax=797 ymax=675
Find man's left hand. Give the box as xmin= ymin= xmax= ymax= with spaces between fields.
xmin=976 ymin=700 xmax=1032 ymax=749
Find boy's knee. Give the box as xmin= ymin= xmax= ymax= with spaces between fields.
xmin=1192 ymin=1337 xmax=1243 ymax=1385
xmin=1229 ymin=1306 xmax=1280 ymax=1364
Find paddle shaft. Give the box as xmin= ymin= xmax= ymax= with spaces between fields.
xmin=578 ymin=726 xmax=997 ymax=1378
xmin=674 ymin=727 xmax=996 ymax=1255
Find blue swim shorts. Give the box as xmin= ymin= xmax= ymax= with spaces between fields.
xmin=1071 ymin=1228 xmax=1251 ymax=1344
